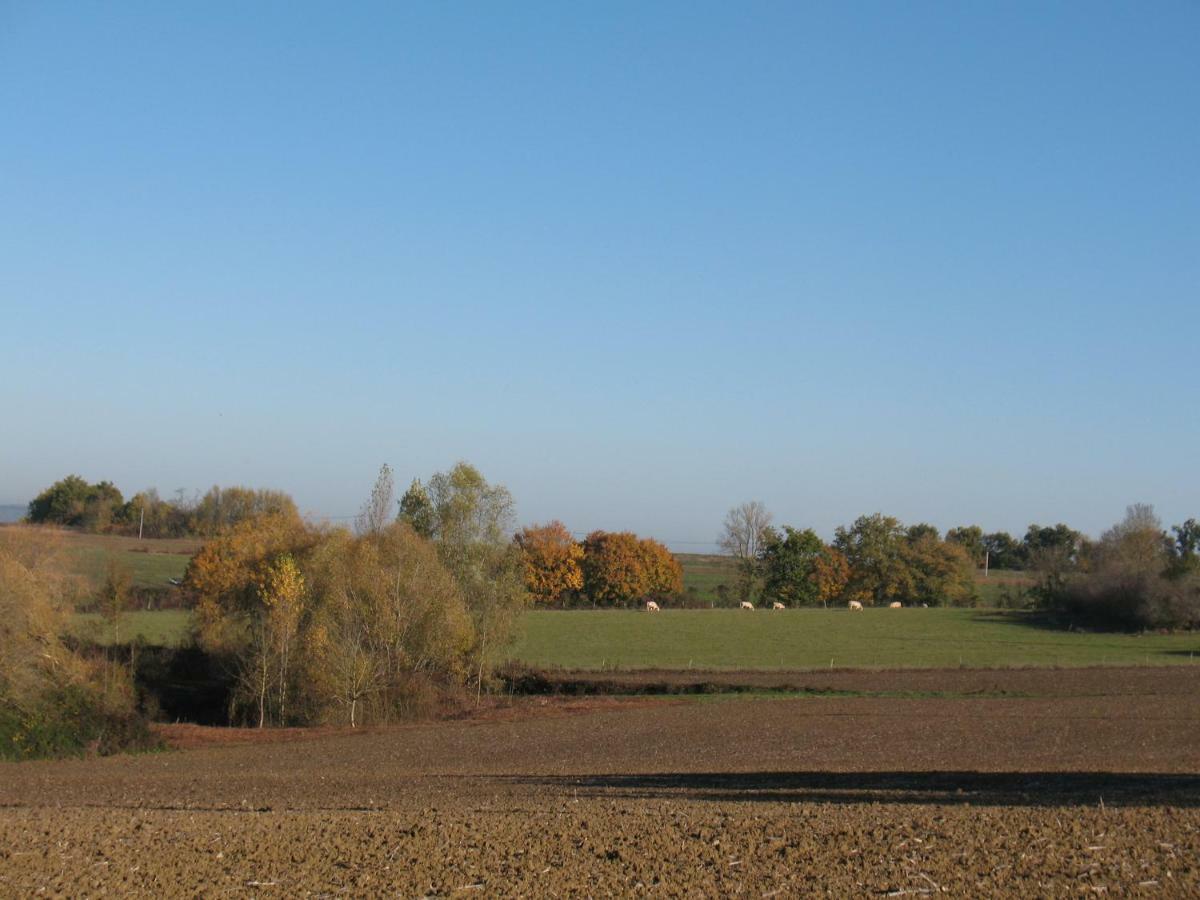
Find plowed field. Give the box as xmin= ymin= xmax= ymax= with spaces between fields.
xmin=2 ymin=667 xmax=1198 ymax=896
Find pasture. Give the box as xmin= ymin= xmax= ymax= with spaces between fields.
xmin=46 ymin=529 xmax=197 ymax=590
xmin=78 ymin=605 xmax=1200 ymax=670
xmin=72 ymin=609 xmax=195 ymax=647
xmin=510 ymin=607 xmax=1200 ymax=670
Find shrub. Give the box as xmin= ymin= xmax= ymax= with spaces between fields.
xmin=1047 ymin=571 xmax=1200 ymax=631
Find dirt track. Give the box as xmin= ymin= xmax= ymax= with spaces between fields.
xmin=2 ymin=667 xmax=1198 ymax=896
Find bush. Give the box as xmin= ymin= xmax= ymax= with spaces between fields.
xmin=0 ymin=684 xmax=159 ymax=761
xmin=1042 ymin=571 xmax=1200 ymax=631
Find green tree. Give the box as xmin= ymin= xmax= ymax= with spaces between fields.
xmin=397 ymin=479 xmax=436 ymax=539
xmin=903 ymin=532 xmax=976 ymax=606
xmin=760 ymin=526 xmax=825 ymax=607
xmin=425 ymin=463 xmax=527 ymax=691
xmin=1173 ymin=519 xmax=1200 ymax=559
xmin=1023 ymin=523 xmax=1082 ymax=575
xmin=26 ymin=476 xmax=124 ymax=530
xmin=1170 ymin=518 xmax=1200 ymax=575
xmin=26 ymin=475 xmax=92 ymax=525
xmin=983 ymin=531 xmax=1025 ymax=570
xmin=906 ymin=523 xmax=940 ymax=543
xmin=945 ymin=525 xmax=985 ymax=566
xmin=833 ymin=514 xmax=914 ymax=606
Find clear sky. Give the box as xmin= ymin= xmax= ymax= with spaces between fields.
xmin=2 ymin=2 xmax=1197 ymax=548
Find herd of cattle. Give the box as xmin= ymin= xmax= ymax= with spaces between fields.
xmin=644 ymin=600 xmax=927 ymax=611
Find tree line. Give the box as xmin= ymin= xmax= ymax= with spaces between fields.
xmin=716 ymin=501 xmax=1199 ymax=625
xmin=718 ymin=503 xmax=979 ymax=608
xmin=24 ymin=475 xmax=297 ymax=538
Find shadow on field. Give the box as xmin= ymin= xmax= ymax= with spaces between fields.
xmin=517 ymin=771 xmax=1200 ymax=807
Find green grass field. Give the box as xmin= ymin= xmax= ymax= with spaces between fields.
xmin=677 ymin=553 xmax=738 ymax=603
xmin=55 ymin=531 xmax=196 ymax=589
xmin=72 ymin=609 xmax=196 ymax=647
xmin=73 ymin=606 xmax=1200 ymax=669
xmin=509 ymin=608 xmax=1200 ymax=670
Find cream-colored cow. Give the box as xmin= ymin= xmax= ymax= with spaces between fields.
xmin=772 ymin=602 xmax=785 ymax=610
xmin=888 ymin=601 xmax=902 ymax=608
xmin=740 ymin=601 xmax=755 ymax=610
xmin=848 ymin=600 xmax=863 ymax=611
xmin=645 ymin=600 xmax=660 ymax=612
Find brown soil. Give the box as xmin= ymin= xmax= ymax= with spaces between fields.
xmin=2 ymin=667 xmax=1198 ymax=896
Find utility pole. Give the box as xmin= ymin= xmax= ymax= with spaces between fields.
xmin=984 ymin=549 xmax=989 ymax=578
xmin=138 ymin=505 xmax=145 ymax=541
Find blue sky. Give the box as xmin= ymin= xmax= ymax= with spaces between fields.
xmin=2 ymin=2 xmax=1197 ymax=547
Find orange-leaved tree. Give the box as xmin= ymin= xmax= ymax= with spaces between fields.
xmin=581 ymin=531 xmax=682 ymax=607
xmin=514 ymin=521 xmax=584 ymax=605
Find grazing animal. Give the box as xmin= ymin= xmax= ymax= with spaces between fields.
xmin=888 ymin=601 xmax=902 ymax=609
xmin=740 ymin=601 xmax=755 ymax=610
xmin=772 ymin=602 xmax=785 ymax=610
xmin=848 ymin=600 xmax=863 ymax=611
xmin=645 ymin=600 xmax=660 ymax=612
xmin=920 ymin=603 xmax=928 ymax=608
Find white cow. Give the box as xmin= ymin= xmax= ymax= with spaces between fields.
xmin=645 ymin=600 xmax=660 ymax=612
xmin=740 ymin=601 xmax=755 ymax=610
xmin=848 ymin=600 xmax=863 ymax=611
xmin=888 ymin=601 xmax=902 ymax=609
xmin=772 ymin=602 xmax=785 ymax=610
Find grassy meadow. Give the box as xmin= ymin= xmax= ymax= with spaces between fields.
xmin=75 ymin=605 xmax=1200 ymax=669
xmin=72 ymin=609 xmax=195 ymax=647
xmin=46 ymin=530 xmax=197 ymax=589
xmin=509 ymin=608 xmax=1200 ymax=671
xmin=55 ymin=539 xmax=1189 ymax=671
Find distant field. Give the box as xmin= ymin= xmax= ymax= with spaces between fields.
xmin=72 ymin=609 xmax=195 ymax=646
xmin=79 ymin=604 xmax=1200 ymax=670
xmin=676 ymin=553 xmax=737 ymax=603
xmin=18 ymin=528 xmax=199 ymax=590
xmin=509 ymin=608 xmax=1200 ymax=671
xmin=677 ymin=552 xmax=1034 ymax=607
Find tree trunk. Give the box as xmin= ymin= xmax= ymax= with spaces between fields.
xmin=258 ymin=656 xmax=267 ymax=728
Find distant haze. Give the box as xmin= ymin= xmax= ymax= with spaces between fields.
xmin=0 ymin=506 xmax=26 ymax=524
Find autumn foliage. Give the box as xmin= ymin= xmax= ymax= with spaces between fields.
xmin=514 ymin=521 xmax=584 ymax=604
xmin=186 ymin=516 xmax=474 ymax=727
xmin=812 ymin=545 xmax=852 ymax=606
xmin=580 ymin=531 xmax=683 ymax=607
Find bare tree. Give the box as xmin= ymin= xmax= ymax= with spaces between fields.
xmin=356 ymin=464 xmax=395 ymax=535
xmin=719 ymin=501 xmax=773 ymax=603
